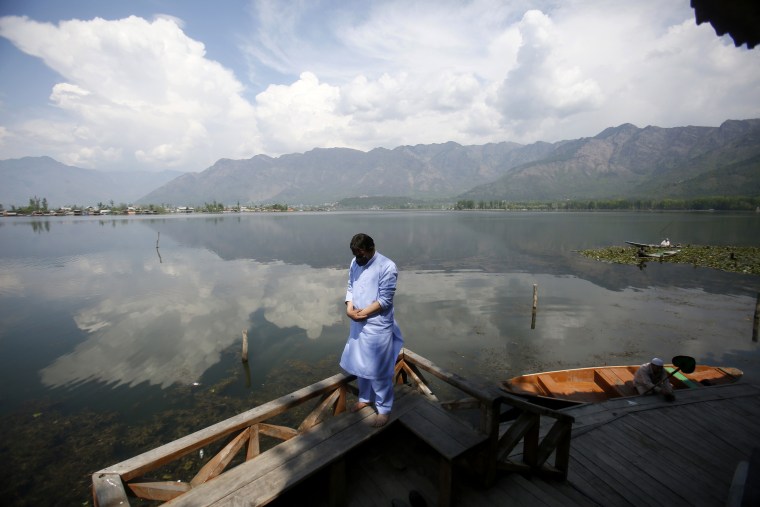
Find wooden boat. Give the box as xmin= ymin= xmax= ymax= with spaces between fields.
xmin=638 ymin=249 xmax=680 ymax=259
xmin=501 ymin=363 xmax=743 ymax=404
xmin=625 ymin=240 xmax=681 ymax=248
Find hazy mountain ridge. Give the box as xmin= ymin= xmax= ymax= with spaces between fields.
xmin=0 ymin=156 xmax=184 ymax=208
xmin=139 ymin=140 xmax=559 ymax=205
xmin=460 ymin=119 xmax=760 ymax=201
xmin=2 ymin=119 xmax=759 ymax=208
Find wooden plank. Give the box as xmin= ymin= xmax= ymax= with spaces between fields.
xmin=531 ymin=475 xmax=601 ymax=507
xmin=191 ymin=427 xmax=251 ymax=486
xmin=402 ymin=348 xmax=498 ymax=403
xmin=498 ymin=391 xmax=576 ymax=422
xmin=401 ymin=362 xmax=438 ymax=401
xmin=166 ymin=408 xmax=375 ymax=506
xmin=496 ymin=474 xmax=555 ymax=506
xmin=566 ymin=456 xmax=634 ymax=507
xmin=591 ymin=422 xmax=720 ymax=505
xmin=247 ymin=424 xmax=260 ymax=460
xmin=510 ymin=473 xmax=586 ymax=507
xmin=534 ymin=418 xmax=571 ymax=468
xmin=209 ymin=399 xmax=423 ymax=507
xmin=258 ymin=423 xmax=298 ymax=441
xmin=690 ymin=400 xmax=760 ymax=450
xmin=523 ymin=413 xmax=539 ymax=467
xmin=570 ymin=436 xmax=655 ymax=506
xmin=497 ymin=411 xmax=539 ymax=460
xmin=126 ymin=480 xmax=191 ymax=502
xmin=570 ymin=384 xmax=760 ymax=438
xmin=99 ymin=372 xmax=356 ymax=481
xmin=571 ymin=444 xmax=647 ymax=506
xmin=92 ymin=472 xmax=129 ymax=507
xmin=537 ymin=374 xmax=568 ymax=397
xmin=399 ymin=399 xmax=486 ymax=460
xmin=586 ymin=424 xmax=693 ymax=504
xmin=440 ymin=396 xmax=480 ymax=411
xmin=614 ymin=417 xmax=717 ymax=501
xmin=625 ymin=410 xmax=736 ymax=472
xmin=167 ymin=389 xmax=423 ymax=506
xmin=298 ymin=388 xmax=342 ymax=432
xmin=679 ymin=408 xmax=751 ymax=456
xmin=594 ymin=369 xmax=628 ymax=397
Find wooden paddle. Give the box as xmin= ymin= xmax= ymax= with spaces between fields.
xmin=643 ymin=355 xmax=696 ymax=395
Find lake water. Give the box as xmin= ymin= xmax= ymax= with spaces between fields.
xmin=1 ymin=210 xmax=759 ymax=505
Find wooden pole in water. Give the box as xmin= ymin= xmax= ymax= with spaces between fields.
xmin=531 ymin=284 xmax=538 ymax=330
xmin=753 ymin=293 xmax=759 ymax=343
xmin=242 ymin=330 xmax=249 ymax=362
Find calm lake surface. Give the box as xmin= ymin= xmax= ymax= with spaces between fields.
xmin=1 ymin=210 xmax=759 ymax=504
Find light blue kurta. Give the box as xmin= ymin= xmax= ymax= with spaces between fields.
xmin=340 ymin=252 xmax=404 ymax=380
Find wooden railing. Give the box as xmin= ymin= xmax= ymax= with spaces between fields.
xmin=92 ymin=372 xmax=355 ymax=506
xmin=92 ymin=348 xmax=574 ymax=506
xmin=398 ymin=349 xmax=575 ymax=482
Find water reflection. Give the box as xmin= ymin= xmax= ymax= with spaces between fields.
xmin=0 ymin=212 xmax=758 ymax=398
xmin=38 ymin=252 xmax=346 ymax=388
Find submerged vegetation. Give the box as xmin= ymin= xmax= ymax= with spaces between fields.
xmin=0 ymin=349 xmax=341 ymax=506
xmin=579 ymin=244 xmax=760 ymax=275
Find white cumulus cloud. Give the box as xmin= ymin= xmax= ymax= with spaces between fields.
xmin=0 ymin=0 xmax=759 ymax=172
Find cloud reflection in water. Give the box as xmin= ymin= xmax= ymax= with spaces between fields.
xmin=28 ymin=251 xmax=760 ymax=389
xmin=39 ymin=249 xmax=346 ymax=389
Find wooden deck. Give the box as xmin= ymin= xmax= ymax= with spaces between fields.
xmin=329 ymin=382 xmax=760 ymax=506
xmin=93 ymin=349 xmax=572 ymax=507
xmin=93 ymin=353 xmax=760 ymax=507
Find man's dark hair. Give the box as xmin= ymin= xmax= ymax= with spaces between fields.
xmin=350 ymin=233 xmax=375 ymax=251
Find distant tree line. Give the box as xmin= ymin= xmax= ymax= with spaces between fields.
xmin=455 ymin=196 xmax=760 ymax=211
xmin=1 ymin=196 xmax=49 ymax=213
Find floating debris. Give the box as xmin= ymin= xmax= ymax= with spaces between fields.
xmin=579 ymin=245 xmax=760 ymax=275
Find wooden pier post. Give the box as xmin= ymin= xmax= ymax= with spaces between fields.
xmin=753 ymin=293 xmax=759 ymax=343
xmin=155 ymin=232 xmax=163 ymax=263
xmin=531 ymin=284 xmax=538 ymax=330
xmin=242 ymin=330 xmax=249 ymax=362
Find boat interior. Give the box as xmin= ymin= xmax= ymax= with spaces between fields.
xmin=504 ymin=365 xmax=743 ymax=404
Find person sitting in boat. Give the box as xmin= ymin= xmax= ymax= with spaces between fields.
xmin=633 ymin=358 xmax=675 ymax=401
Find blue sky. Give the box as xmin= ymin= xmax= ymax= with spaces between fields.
xmin=1 ymin=0 xmax=759 ymax=173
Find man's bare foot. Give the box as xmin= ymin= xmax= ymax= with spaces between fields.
xmin=350 ymin=401 xmax=370 ymax=413
xmin=372 ymin=414 xmax=390 ymax=427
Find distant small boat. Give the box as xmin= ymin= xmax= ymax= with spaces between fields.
xmin=501 ymin=363 xmax=743 ymax=404
xmin=625 ymin=240 xmax=681 ymax=249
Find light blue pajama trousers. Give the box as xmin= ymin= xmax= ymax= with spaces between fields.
xmin=357 ymin=376 xmax=395 ymax=415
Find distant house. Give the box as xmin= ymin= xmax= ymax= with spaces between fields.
xmin=176 ymin=206 xmax=194 ymax=213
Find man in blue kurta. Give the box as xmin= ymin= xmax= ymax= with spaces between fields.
xmin=340 ymin=233 xmax=404 ymax=427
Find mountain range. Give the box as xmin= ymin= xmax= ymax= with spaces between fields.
xmin=0 ymin=156 xmax=182 ymax=208
xmin=2 ymin=119 xmax=759 ymax=208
